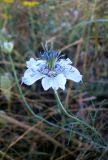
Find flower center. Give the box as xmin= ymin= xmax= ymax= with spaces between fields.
xmin=41 ymin=49 xmax=60 ymax=70
xmin=39 ymin=63 xmax=64 ymax=78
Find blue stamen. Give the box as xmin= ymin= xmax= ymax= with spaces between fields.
xmin=41 ymin=49 xmax=61 ymax=69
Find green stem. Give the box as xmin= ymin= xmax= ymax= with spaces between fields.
xmin=54 ymin=90 xmax=103 ymax=140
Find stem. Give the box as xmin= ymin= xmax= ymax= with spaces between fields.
xmin=54 ymin=90 xmax=104 ymax=140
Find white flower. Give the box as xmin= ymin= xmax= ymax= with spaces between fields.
xmin=22 ymin=49 xmax=82 ymax=91
xmin=1 ymin=41 xmax=14 ymax=53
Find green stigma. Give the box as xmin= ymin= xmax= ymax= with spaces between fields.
xmin=41 ymin=49 xmax=60 ymax=69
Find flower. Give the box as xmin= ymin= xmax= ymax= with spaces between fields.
xmin=22 ymin=1 xmax=39 ymax=7
xmin=22 ymin=48 xmax=82 ymax=91
xmin=3 ymin=0 xmax=14 ymax=3
xmin=0 ymin=41 xmax=14 ymax=53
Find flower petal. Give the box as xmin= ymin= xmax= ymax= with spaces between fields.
xmin=42 ymin=76 xmax=53 ymax=91
xmin=22 ymin=69 xmax=44 ymax=85
xmin=26 ymin=58 xmax=46 ymax=70
xmin=42 ymin=74 xmax=66 ymax=91
xmin=63 ymin=66 xmax=82 ymax=82
xmin=58 ymin=58 xmax=72 ymax=66
xmin=54 ymin=74 xmax=66 ymax=90
xmin=26 ymin=58 xmax=37 ymax=68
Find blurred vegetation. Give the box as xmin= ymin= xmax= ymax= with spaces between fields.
xmin=0 ymin=0 xmax=108 ymax=159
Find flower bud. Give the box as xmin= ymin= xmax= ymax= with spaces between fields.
xmin=1 ymin=41 xmax=14 ymax=53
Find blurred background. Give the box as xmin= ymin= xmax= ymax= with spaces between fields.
xmin=0 ymin=0 xmax=108 ymax=159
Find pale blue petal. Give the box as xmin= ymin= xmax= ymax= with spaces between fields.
xmin=63 ymin=66 xmax=82 ymax=82
xmin=42 ymin=74 xmax=66 ymax=91
xmin=42 ymin=76 xmax=53 ymax=91
xmin=54 ymin=74 xmax=66 ymax=90
xmin=26 ymin=58 xmax=37 ymax=68
xmin=26 ymin=58 xmax=46 ymax=70
xmin=58 ymin=58 xmax=72 ymax=66
xmin=22 ymin=69 xmax=44 ymax=85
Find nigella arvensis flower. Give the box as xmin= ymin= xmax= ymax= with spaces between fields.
xmin=22 ymin=45 xmax=82 ymax=91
